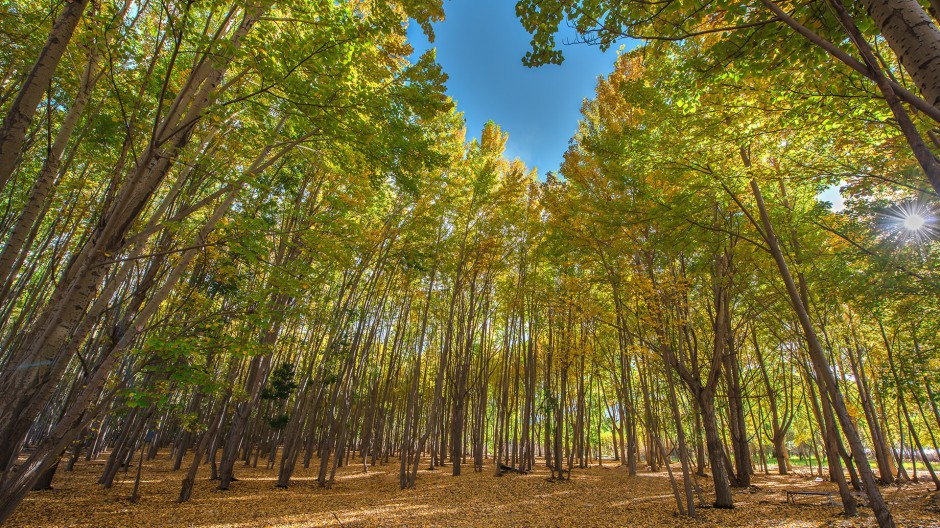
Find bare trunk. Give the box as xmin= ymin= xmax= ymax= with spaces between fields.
xmin=750 ymin=179 xmax=894 ymax=528
xmin=0 ymin=6 xmax=266 ymax=470
xmin=0 ymin=0 xmax=90 ymax=191
xmin=860 ymin=0 xmax=940 ymax=107
xmin=700 ymin=394 xmax=733 ymax=508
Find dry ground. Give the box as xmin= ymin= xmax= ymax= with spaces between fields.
xmin=5 ymin=454 xmax=940 ymax=527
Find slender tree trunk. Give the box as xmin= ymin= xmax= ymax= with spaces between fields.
xmin=0 ymin=41 xmax=102 ymax=303
xmin=882 ymin=323 xmax=940 ymax=490
xmin=753 ymin=327 xmax=791 ymax=474
xmin=699 ymin=393 xmax=733 ymax=508
xmin=0 ymin=6 xmax=267 ymax=470
xmin=663 ymin=351 xmax=696 ymax=517
xmin=0 ymin=0 xmax=91 ymax=192
xmin=845 ymin=314 xmax=894 ymax=484
xmin=750 ymin=180 xmax=894 ymax=528
xmin=179 ymin=397 xmax=226 ymax=503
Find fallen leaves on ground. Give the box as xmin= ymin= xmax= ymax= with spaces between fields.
xmin=6 ymin=455 xmax=939 ymax=527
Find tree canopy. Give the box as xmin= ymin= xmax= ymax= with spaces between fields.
xmin=0 ymin=1 xmax=939 ymax=527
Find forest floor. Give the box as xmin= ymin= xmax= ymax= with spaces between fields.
xmin=6 ymin=454 xmax=940 ymax=527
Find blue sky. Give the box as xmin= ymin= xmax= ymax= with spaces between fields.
xmin=407 ymin=0 xmax=630 ymax=176
xmin=406 ymin=6 xmax=847 ymax=212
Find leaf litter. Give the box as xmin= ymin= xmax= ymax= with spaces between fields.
xmin=6 ymin=455 xmax=939 ymax=527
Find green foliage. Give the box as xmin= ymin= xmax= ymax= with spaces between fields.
xmin=2 ymin=2 xmax=940 ymax=513
xmin=261 ymin=362 xmax=298 ymax=401
xmin=267 ymin=413 xmax=292 ymax=431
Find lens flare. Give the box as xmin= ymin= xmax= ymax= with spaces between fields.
xmin=902 ymin=213 xmax=925 ymax=232
xmin=881 ymin=201 xmax=935 ymax=244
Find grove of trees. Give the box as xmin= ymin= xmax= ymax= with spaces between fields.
xmin=0 ymin=1 xmax=938 ymax=527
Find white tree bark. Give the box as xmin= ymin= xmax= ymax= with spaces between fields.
xmin=861 ymin=0 xmax=940 ymax=107
xmin=0 ymin=0 xmax=91 ymax=192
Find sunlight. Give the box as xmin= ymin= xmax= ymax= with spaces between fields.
xmin=3 ymin=2 xmax=939 ymax=528
xmin=903 ymin=213 xmax=925 ymax=231
xmin=883 ymin=201 xmax=935 ymax=244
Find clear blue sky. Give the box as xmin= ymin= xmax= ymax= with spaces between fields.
xmin=407 ymin=1 xmax=632 ymax=176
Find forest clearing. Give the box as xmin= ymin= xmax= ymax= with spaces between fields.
xmin=6 ymin=454 xmax=939 ymax=527
xmin=2 ymin=0 xmax=940 ymax=527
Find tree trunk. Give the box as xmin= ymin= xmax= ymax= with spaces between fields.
xmin=0 ymin=40 xmax=101 ymax=303
xmin=663 ymin=351 xmax=696 ymax=517
xmin=699 ymin=394 xmax=733 ymax=508
xmin=860 ymin=0 xmax=940 ymax=107
xmin=0 ymin=0 xmax=91 ymax=192
xmin=750 ymin=179 xmax=894 ymax=528
xmin=724 ymin=343 xmax=751 ymax=487
xmin=0 ymin=6 xmax=266 ymax=470
xmin=845 ymin=314 xmax=894 ymax=484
